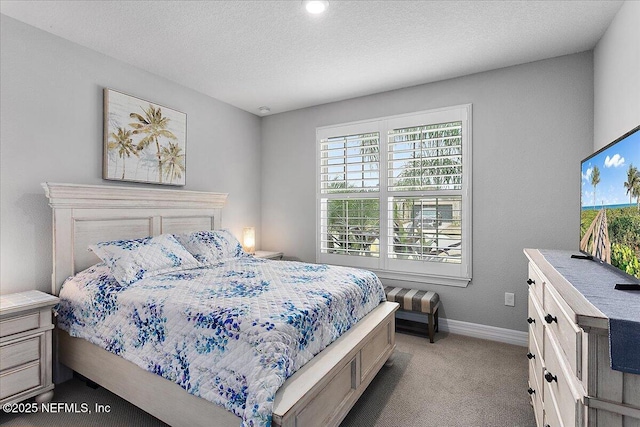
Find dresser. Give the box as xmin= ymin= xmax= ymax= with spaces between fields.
xmin=524 ymin=249 xmax=640 ymax=427
xmin=0 ymin=290 xmax=59 ymax=404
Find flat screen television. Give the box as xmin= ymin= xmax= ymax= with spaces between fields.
xmin=580 ymin=125 xmax=640 ymax=282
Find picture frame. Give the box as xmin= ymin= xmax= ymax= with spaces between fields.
xmin=103 ymin=88 xmax=187 ymax=186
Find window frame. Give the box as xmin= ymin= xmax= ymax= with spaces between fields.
xmin=316 ymin=104 xmax=472 ymax=287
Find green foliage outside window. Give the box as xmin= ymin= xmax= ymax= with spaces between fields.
xmin=326 ymin=199 xmax=379 ymax=255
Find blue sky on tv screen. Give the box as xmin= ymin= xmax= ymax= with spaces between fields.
xmin=581 ymin=128 xmax=640 ymax=209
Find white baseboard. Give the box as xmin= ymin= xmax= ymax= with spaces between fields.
xmin=439 ymin=318 xmax=528 ymax=347
xmin=395 ymin=311 xmax=528 ymax=347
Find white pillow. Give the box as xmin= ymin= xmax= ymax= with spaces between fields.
xmin=174 ymin=229 xmax=245 ymax=265
xmin=89 ymin=234 xmax=201 ymax=285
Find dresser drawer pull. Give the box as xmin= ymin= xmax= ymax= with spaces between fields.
xmin=544 ymin=314 xmax=557 ymax=324
xmin=544 ymin=370 xmax=557 ymax=383
xmin=527 ymin=317 xmax=535 ymax=324
xmin=526 ymin=352 xmax=535 ymax=360
xmin=527 ymin=278 xmax=535 ymax=286
xmin=527 ymin=387 xmax=535 ymax=395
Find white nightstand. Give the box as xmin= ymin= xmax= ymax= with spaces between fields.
xmin=254 ymin=250 xmax=284 ymax=260
xmin=0 ymin=290 xmax=59 ymax=405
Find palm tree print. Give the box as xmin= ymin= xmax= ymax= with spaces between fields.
xmin=624 ymin=164 xmax=639 ymax=207
xmin=129 ymin=104 xmax=178 ymax=184
xmin=107 ymin=127 xmax=137 ymax=179
xmin=633 ymin=181 xmax=640 ymax=211
xmin=160 ymin=142 xmax=185 ymax=183
xmin=591 ymin=165 xmax=600 ymax=208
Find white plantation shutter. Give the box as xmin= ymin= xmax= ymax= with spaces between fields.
xmin=387 ymin=196 xmax=462 ymax=264
xmin=317 ymin=105 xmax=472 ymax=286
xmin=320 ymin=133 xmax=379 ymax=193
xmin=388 ymin=122 xmax=462 ymax=192
xmin=317 ymin=124 xmax=381 ymax=270
xmin=319 ymin=198 xmax=380 ymax=257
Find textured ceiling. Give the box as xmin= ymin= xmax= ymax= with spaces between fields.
xmin=0 ymin=1 xmax=623 ymax=115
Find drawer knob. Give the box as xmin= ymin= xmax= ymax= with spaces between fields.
xmin=527 ymin=387 xmax=535 ymax=395
xmin=527 ymin=278 xmax=535 ymax=286
xmin=527 ymin=352 xmax=535 ymax=360
xmin=544 ymin=370 xmax=557 ymax=383
xmin=527 ymin=317 xmax=535 ymax=324
xmin=544 ymin=314 xmax=558 ymax=324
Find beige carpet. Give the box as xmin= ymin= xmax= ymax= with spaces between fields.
xmin=342 ymin=332 xmax=536 ymax=427
xmin=0 ymin=332 xmax=535 ymax=427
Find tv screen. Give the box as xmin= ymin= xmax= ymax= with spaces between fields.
xmin=580 ymin=125 xmax=640 ymax=281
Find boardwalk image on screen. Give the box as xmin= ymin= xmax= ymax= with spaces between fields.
xmin=580 ymin=125 xmax=640 ymax=280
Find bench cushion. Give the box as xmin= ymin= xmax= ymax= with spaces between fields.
xmin=384 ymin=286 xmax=439 ymax=313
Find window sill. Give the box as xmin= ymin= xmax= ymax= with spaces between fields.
xmin=370 ymin=269 xmax=471 ymax=288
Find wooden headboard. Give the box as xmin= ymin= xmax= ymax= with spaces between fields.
xmin=42 ymin=183 xmax=228 ymax=295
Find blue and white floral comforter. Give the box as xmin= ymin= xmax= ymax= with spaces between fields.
xmin=56 ymin=256 xmax=386 ymax=426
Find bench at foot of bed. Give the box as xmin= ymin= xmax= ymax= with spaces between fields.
xmin=384 ymin=286 xmax=440 ymax=343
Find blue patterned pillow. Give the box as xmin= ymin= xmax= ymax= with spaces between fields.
xmin=89 ymin=234 xmax=201 ymax=285
xmin=174 ymin=229 xmax=245 ymax=265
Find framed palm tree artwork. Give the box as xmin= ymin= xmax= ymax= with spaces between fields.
xmin=103 ymin=88 xmax=187 ymax=186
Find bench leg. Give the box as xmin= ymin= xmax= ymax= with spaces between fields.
xmin=428 ymin=313 xmax=435 ymax=343
xmin=427 ymin=307 xmax=439 ymax=343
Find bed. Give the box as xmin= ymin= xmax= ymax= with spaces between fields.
xmin=43 ymin=182 xmax=398 ymax=427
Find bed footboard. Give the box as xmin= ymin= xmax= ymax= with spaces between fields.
xmin=57 ymin=301 xmax=398 ymax=427
xmin=273 ymin=301 xmax=398 ymax=427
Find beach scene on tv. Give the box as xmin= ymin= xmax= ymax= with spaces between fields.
xmin=580 ymin=128 xmax=640 ymax=280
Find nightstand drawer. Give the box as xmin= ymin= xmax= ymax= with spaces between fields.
xmin=1 ymin=336 xmax=41 ymax=371
xmin=0 ymin=313 xmax=40 ymax=338
xmin=0 ymin=290 xmax=58 ymax=405
xmin=0 ymin=362 xmax=41 ymax=400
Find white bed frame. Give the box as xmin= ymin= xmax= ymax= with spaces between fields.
xmin=43 ymin=182 xmax=398 ymax=427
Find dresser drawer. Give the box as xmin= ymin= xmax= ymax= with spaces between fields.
xmin=0 ymin=362 xmax=42 ymax=400
xmin=0 ymin=335 xmax=41 ymax=371
xmin=0 ymin=313 xmax=40 ymax=338
xmin=543 ymin=285 xmax=582 ymax=379
xmin=528 ymin=292 xmax=545 ymax=350
xmin=529 ymin=373 xmax=543 ymax=427
xmin=543 ymin=329 xmax=583 ymax=427
xmin=527 ymin=263 xmax=545 ymax=309
xmin=528 ymin=329 xmax=544 ymax=400
xmin=543 ymin=388 xmax=564 ymax=427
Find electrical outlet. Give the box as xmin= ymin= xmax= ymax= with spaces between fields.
xmin=505 ymin=292 xmax=515 ymax=307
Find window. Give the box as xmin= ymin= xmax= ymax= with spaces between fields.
xmin=317 ymin=105 xmax=472 ymax=286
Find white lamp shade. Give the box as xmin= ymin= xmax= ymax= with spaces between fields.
xmin=243 ymin=227 xmax=256 ymax=254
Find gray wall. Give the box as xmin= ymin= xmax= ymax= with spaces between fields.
xmin=0 ymin=15 xmax=262 ymax=295
xmin=0 ymin=12 xmax=605 ymax=333
xmin=261 ymin=52 xmax=594 ymax=332
xmin=594 ymin=0 xmax=640 ymax=150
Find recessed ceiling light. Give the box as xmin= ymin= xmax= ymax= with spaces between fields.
xmin=258 ymin=106 xmax=271 ymax=114
xmin=304 ymin=0 xmax=329 ymax=14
